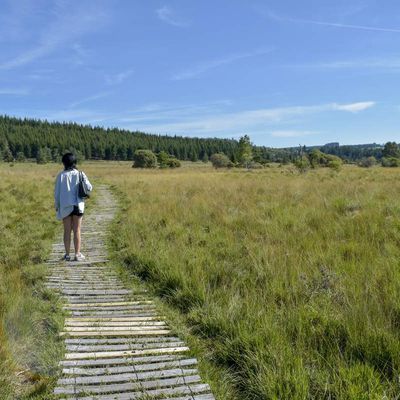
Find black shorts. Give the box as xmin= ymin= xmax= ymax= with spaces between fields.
xmin=69 ymin=205 xmax=83 ymax=217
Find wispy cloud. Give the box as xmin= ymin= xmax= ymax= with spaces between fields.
xmin=0 ymin=88 xmax=30 ymax=95
xmin=0 ymin=1 xmax=108 ymax=70
xmin=69 ymin=92 xmax=111 ymax=108
xmin=266 ymin=9 xmax=400 ymax=34
xmin=105 ymin=70 xmax=133 ymax=85
xmin=271 ymin=130 xmax=317 ymax=138
xmin=172 ymin=48 xmax=274 ymax=80
xmin=300 ymin=57 xmax=400 ymax=71
xmin=156 ymin=6 xmax=189 ymax=28
xmin=121 ymin=101 xmax=375 ymax=136
xmin=333 ymin=101 xmax=375 ymax=112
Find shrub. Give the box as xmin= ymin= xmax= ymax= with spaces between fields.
xmin=359 ymin=156 xmax=377 ymax=168
xmin=2 ymin=147 xmax=14 ymax=162
xmin=294 ymin=156 xmax=311 ymax=173
xmin=16 ymin=152 xmax=26 ymax=162
xmin=248 ymin=161 xmax=264 ymax=169
xmin=210 ymin=153 xmax=231 ymax=169
xmin=132 ymin=149 xmax=157 ymax=168
xmin=166 ymin=158 xmax=181 ymax=168
xmin=382 ymin=157 xmax=400 ymax=167
xmin=327 ymin=159 xmax=342 ymax=171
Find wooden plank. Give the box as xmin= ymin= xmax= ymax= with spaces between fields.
xmin=62 ymin=358 xmax=197 ymax=375
xmin=54 ymin=375 xmax=202 ymax=395
xmin=65 ymin=321 xmax=166 ymax=327
xmin=59 ymin=354 xmax=185 ymax=367
xmin=57 ymin=367 xmax=198 ymax=385
xmin=60 ymin=329 xmax=171 ymax=337
xmin=64 ymin=346 xmax=190 ymax=359
xmin=65 ymin=341 xmax=184 ymax=352
xmin=64 ymin=301 xmax=153 ymax=308
xmin=64 ymin=336 xmax=181 ymax=345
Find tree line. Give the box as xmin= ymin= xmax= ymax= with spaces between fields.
xmin=0 ymin=114 xmax=396 ymax=165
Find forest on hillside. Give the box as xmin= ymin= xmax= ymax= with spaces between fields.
xmin=0 ymin=115 xmax=386 ymax=163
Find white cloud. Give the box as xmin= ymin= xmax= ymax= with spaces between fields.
xmin=333 ymin=101 xmax=375 ymax=112
xmin=172 ymin=48 xmax=274 ymax=80
xmin=105 ymin=70 xmax=133 ymax=85
xmin=271 ymin=130 xmax=317 ymax=138
xmin=121 ymin=101 xmax=375 ymax=135
xmin=0 ymin=1 xmax=108 ymax=70
xmin=156 ymin=6 xmax=189 ymax=27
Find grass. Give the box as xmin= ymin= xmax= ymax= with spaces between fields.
xmin=3 ymin=160 xmax=400 ymax=399
xmin=81 ymin=162 xmax=400 ymax=399
xmin=0 ymin=162 xmax=64 ymax=399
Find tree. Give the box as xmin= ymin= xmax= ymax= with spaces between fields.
xmin=132 ymin=149 xmax=157 ymax=168
xmin=2 ymin=145 xmax=13 ymax=162
xmin=36 ymin=147 xmax=52 ymax=164
xmin=210 ymin=153 xmax=231 ymax=169
xmin=157 ymin=151 xmax=170 ymax=169
xmin=16 ymin=152 xmax=26 ymax=162
xmin=382 ymin=142 xmax=400 ymax=158
xmin=237 ymin=135 xmax=253 ymax=168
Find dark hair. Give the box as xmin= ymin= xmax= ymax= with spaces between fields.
xmin=62 ymin=153 xmax=77 ymax=170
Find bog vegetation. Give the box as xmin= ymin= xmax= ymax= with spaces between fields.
xmin=0 ymin=163 xmax=63 ymax=399
xmin=2 ymin=155 xmax=400 ymax=399
xmin=94 ymin=163 xmax=400 ymax=399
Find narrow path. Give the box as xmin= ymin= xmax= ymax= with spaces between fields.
xmin=46 ymin=185 xmax=215 ymax=400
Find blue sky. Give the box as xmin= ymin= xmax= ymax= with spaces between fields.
xmin=0 ymin=0 xmax=399 ymax=147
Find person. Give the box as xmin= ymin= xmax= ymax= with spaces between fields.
xmin=54 ymin=153 xmax=93 ymax=261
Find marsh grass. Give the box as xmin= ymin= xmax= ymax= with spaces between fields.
xmin=0 ymin=163 xmax=65 ymax=399
xmin=87 ymin=163 xmax=400 ymax=399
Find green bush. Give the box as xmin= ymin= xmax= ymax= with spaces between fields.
xmin=358 ymin=157 xmax=377 ymax=168
xmin=382 ymin=157 xmax=400 ymax=167
xmin=132 ymin=149 xmax=157 ymax=168
xmin=210 ymin=153 xmax=231 ymax=168
xmin=294 ymin=156 xmax=311 ymax=173
xmin=166 ymin=158 xmax=181 ymax=168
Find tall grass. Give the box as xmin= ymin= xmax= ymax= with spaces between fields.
xmin=91 ymin=164 xmax=400 ymax=399
xmin=0 ymin=163 xmax=63 ymax=399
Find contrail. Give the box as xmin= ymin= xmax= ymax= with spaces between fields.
xmin=267 ymin=10 xmax=400 ymax=34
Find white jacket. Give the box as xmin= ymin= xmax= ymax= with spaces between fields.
xmin=54 ymin=169 xmax=93 ymax=220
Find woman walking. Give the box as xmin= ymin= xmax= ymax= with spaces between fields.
xmin=54 ymin=153 xmax=93 ymax=261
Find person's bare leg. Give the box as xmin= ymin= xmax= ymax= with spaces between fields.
xmin=63 ymin=216 xmax=73 ymax=256
xmin=72 ymin=215 xmax=83 ymax=255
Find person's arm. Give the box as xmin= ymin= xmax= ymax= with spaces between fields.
xmin=54 ymin=174 xmax=60 ymax=210
xmin=82 ymin=172 xmax=93 ymax=192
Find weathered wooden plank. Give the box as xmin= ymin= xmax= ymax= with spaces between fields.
xmin=64 ymin=346 xmax=189 ymax=359
xmin=65 ymin=321 xmax=166 ymax=328
xmin=57 ymin=367 xmax=198 ymax=385
xmin=54 ymin=375 xmax=202 ymax=395
xmin=64 ymin=336 xmax=181 ymax=345
xmin=62 ymin=358 xmax=197 ymax=375
xmin=60 ymin=329 xmax=171 ymax=337
xmin=59 ymin=354 xmax=185 ymax=367
xmin=65 ymin=340 xmax=184 ymax=352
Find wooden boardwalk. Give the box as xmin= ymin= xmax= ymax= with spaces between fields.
xmin=46 ymin=186 xmax=215 ymax=400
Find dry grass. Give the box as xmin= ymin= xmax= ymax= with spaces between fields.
xmin=0 ymin=162 xmax=63 ymax=399
xmin=2 ymin=160 xmax=400 ymax=399
xmin=82 ymin=162 xmax=400 ymax=399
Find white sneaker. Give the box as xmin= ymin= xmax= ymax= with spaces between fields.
xmin=74 ymin=253 xmax=86 ymax=261
xmin=62 ymin=254 xmax=71 ymax=261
